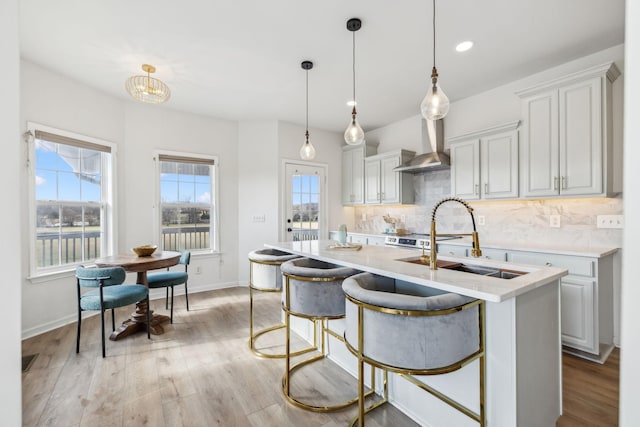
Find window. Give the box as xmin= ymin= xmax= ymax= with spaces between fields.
xmin=29 ymin=125 xmax=114 ymax=274
xmin=157 ymin=152 xmax=218 ymax=253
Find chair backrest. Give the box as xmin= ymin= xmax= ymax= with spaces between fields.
xmin=76 ymin=266 xmax=126 ymax=288
xmin=179 ymin=251 xmax=191 ymax=266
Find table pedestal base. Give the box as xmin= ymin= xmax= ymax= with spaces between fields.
xmin=109 ymin=299 xmax=170 ymax=340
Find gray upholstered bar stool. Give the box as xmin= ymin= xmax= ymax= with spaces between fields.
xmin=280 ymin=258 xmax=367 ymax=412
xmin=248 ymin=248 xmax=312 ymax=359
xmin=342 ymin=272 xmax=486 ymax=427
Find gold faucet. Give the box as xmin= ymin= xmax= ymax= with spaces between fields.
xmin=429 ymin=197 xmax=482 ymax=270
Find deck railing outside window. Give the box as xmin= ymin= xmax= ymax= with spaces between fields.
xmin=36 ymin=227 xmax=211 ymax=267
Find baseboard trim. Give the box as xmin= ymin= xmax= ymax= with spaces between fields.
xmin=21 ymin=281 xmax=241 ymax=340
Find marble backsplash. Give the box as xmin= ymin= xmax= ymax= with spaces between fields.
xmin=352 ymin=169 xmax=623 ymax=249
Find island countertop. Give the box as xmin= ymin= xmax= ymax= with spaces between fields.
xmin=265 ymin=240 xmax=568 ymax=303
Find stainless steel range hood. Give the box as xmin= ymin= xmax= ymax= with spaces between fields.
xmin=394 ymin=118 xmax=449 ymax=173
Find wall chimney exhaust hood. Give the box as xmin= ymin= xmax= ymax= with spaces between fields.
xmin=394 ymin=118 xmax=449 ymax=173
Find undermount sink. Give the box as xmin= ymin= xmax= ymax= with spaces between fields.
xmin=396 ymin=257 xmax=527 ymax=280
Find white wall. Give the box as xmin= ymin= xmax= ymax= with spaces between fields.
xmin=236 ymin=120 xmax=344 ymax=285
xmin=0 ymin=0 xmax=23 ymax=424
xmin=237 ymin=120 xmax=280 ymax=285
xmin=619 ymin=2 xmax=639 ymax=425
xmin=20 ymin=61 xmax=240 ymax=337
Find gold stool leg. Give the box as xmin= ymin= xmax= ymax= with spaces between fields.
xmin=248 ymin=260 xmax=316 ymax=359
xmin=281 ymin=275 xmax=374 ymax=413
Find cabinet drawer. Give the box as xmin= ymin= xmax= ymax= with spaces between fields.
xmin=478 ymin=248 xmax=507 ymax=261
xmin=508 ymin=251 xmax=594 ymax=277
xmin=349 ymin=235 xmax=368 ymax=245
xmin=437 ymin=244 xmax=468 ymax=257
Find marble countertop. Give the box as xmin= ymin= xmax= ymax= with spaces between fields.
xmin=339 ymin=231 xmax=618 ymax=258
xmin=265 ymin=240 xmax=568 ymax=303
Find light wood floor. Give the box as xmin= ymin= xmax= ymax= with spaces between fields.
xmin=22 ymin=287 xmax=619 ymax=426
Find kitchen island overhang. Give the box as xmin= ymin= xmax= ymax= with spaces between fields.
xmin=265 ymin=240 xmax=568 ymax=427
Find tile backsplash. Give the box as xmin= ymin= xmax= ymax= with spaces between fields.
xmin=353 ymin=169 xmax=623 ymax=249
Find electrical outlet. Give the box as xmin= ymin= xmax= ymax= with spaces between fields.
xmin=597 ymin=215 xmax=624 ymax=229
xmin=400 ymin=215 xmax=406 ymax=223
xmin=477 ymin=215 xmax=485 ymax=226
xmin=195 ymin=266 xmax=202 ymax=275
xmin=550 ymin=215 xmax=561 ymax=228
xmin=361 ymin=213 xmax=367 ymax=221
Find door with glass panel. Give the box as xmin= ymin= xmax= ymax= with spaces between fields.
xmin=284 ymin=163 xmax=326 ymax=242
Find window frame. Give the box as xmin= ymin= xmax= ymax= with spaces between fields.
xmin=154 ymin=150 xmax=219 ymax=255
xmin=27 ymin=122 xmax=117 ymax=278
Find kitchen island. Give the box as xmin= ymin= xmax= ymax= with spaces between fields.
xmin=266 ymin=240 xmax=568 ymax=427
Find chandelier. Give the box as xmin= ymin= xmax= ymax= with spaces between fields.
xmin=125 ymin=64 xmax=171 ymax=104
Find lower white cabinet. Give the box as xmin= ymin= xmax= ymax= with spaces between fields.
xmin=560 ymin=276 xmax=595 ymax=351
xmin=508 ymin=249 xmax=613 ymax=361
xmin=436 ymin=243 xmax=468 ymax=257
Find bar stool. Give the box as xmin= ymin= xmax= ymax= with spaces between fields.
xmin=342 ymin=272 xmax=485 ymax=427
xmin=248 ymin=248 xmax=313 ymax=359
xmin=280 ymin=258 xmax=370 ymax=412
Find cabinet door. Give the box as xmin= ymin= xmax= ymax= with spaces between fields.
xmin=481 ymin=131 xmax=519 ymax=199
xmin=380 ymin=155 xmax=400 ymax=203
xmin=521 ymin=90 xmax=559 ymax=197
xmin=364 ymin=159 xmax=381 ymax=204
xmin=561 ymin=276 xmax=597 ymax=353
xmin=351 ymin=147 xmax=365 ymax=204
xmin=559 ymin=77 xmax=603 ymax=196
xmin=451 ymin=139 xmax=480 ymax=200
xmin=342 ymin=149 xmax=355 ymax=204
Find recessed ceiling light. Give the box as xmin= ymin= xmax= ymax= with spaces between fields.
xmin=455 ymin=41 xmax=474 ymax=52
xmin=347 ymin=100 xmax=357 ymax=107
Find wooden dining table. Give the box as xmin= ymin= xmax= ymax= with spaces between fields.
xmin=95 ymin=250 xmax=181 ymax=340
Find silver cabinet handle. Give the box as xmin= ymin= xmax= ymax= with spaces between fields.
xmin=561 ymin=176 xmax=567 ymax=189
xmin=553 ymin=176 xmax=559 ymax=190
xmin=484 ymin=183 xmax=489 ymax=194
xmin=474 ymin=184 xmax=479 ymax=195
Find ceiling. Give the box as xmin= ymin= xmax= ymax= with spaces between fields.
xmin=19 ymin=0 xmax=625 ymax=133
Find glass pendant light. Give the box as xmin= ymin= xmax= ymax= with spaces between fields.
xmin=344 ymin=18 xmax=365 ymax=146
xmin=299 ymin=61 xmax=316 ymax=160
xmin=421 ymin=0 xmax=450 ymax=120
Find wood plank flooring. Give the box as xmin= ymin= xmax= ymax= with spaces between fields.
xmin=22 ymin=287 xmax=619 ymax=426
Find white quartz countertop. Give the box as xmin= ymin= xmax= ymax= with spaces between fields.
xmin=265 ymin=240 xmax=568 ymax=303
xmin=341 ymin=231 xmax=618 ymax=258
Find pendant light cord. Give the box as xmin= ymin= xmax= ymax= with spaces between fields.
xmin=352 ymin=30 xmax=356 ymax=112
xmin=305 ymin=68 xmax=309 ymax=136
xmin=433 ymin=0 xmax=436 ymax=68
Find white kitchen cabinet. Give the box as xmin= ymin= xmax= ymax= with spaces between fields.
xmin=434 ymin=238 xmax=616 ymax=362
xmin=367 ymin=236 xmax=386 ymax=246
xmin=436 ymin=243 xmax=468 ymax=257
xmin=449 ymin=121 xmax=519 ymax=200
xmin=364 ymin=149 xmax=415 ymax=205
xmin=508 ymin=249 xmax=614 ymax=362
xmin=342 ymin=142 xmax=378 ymax=205
xmin=517 ymin=62 xmax=620 ymax=198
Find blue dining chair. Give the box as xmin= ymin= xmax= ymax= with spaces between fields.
xmin=76 ymin=265 xmax=150 ymax=357
xmin=147 ymin=251 xmax=190 ymax=323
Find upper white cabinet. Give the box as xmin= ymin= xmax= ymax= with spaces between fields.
xmin=517 ymin=62 xmax=620 ymax=198
xmin=365 ymin=149 xmax=415 ymax=205
xmin=342 ymin=142 xmax=378 ymax=205
xmin=449 ymin=121 xmax=520 ymax=200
